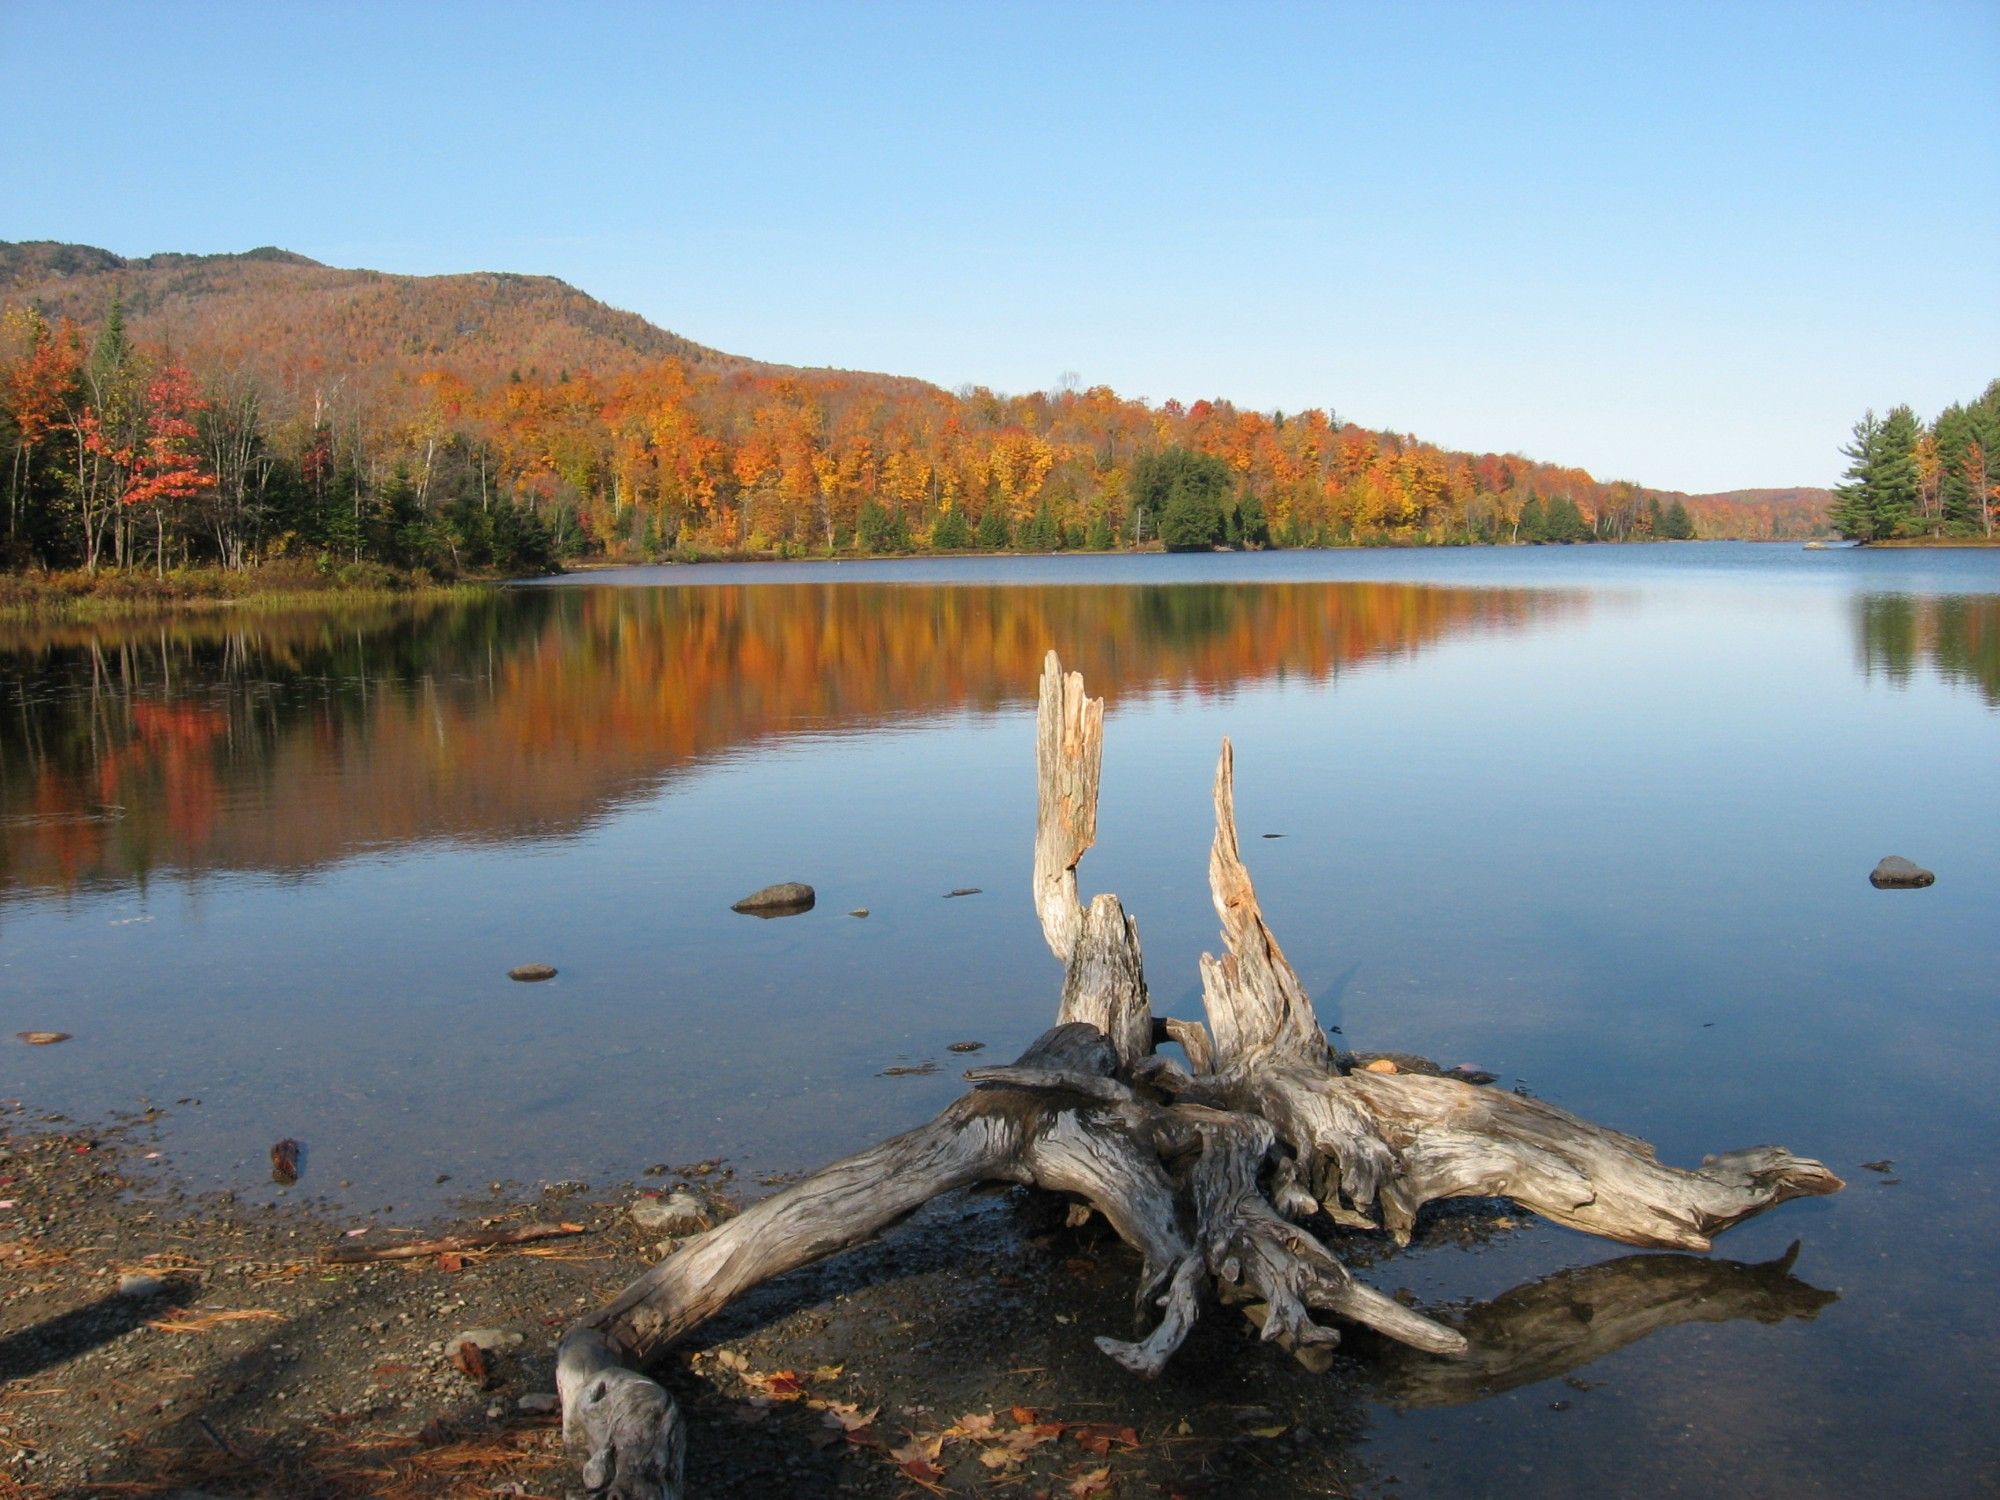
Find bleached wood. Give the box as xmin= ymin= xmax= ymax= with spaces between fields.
xmin=1034 ymin=651 xmax=1153 ymax=1072
xmin=555 ymin=651 xmax=1841 ymax=1498
xmin=1192 ymin=736 xmax=1841 ymax=1249
xmin=1200 ymin=739 xmax=1332 ymax=1070
xmin=1033 ymin=651 xmax=1102 ymax=964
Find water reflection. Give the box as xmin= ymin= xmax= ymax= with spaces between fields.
xmin=0 ymin=581 xmax=1572 ymax=895
xmin=1854 ymin=592 xmax=2000 ymax=706
xmin=1374 ymin=1242 xmax=1837 ymax=1408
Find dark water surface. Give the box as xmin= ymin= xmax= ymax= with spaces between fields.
xmin=3 ymin=543 xmax=1996 ymax=1494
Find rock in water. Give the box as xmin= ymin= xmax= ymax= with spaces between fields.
xmin=16 ymin=1030 xmax=70 ymax=1045
xmin=731 ymin=882 xmax=816 ymax=916
xmin=630 ymin=1191 xmax=711 ymax=1234
xmin=509 ymin=964 xmax=558 ymax=982
xmin=1869 ymin=856 xmax=1935 ymax=889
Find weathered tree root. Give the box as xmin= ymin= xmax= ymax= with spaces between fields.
xmin=556 ymin=652 xmax=1842 ymax=1498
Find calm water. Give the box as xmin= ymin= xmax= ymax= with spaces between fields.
xmin=3 ymin=543 xmax=1997 ymax=1494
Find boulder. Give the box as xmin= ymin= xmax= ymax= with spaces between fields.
xmin=731 ymin=882 xmax=815 ymax=916
xmin=440 ymin=1327 xmax=524 ymax=1358
xmin=1869 ymin=856 xmax=1935 ymax=889
xmin=630 ymin=1192 xmax=710 ymax=1235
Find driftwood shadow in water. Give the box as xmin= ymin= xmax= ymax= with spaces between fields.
xmin=1371 ymin=1241 xmax=1837 ymax=1408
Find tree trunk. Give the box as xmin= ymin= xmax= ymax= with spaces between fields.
xmin=554 ymin=651 xmax=1841 ymax=1498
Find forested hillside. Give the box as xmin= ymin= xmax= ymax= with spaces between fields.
xmin=0 ymin=242 xmax=1829 ymax=578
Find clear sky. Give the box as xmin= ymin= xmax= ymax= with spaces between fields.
xmin=3 ymin=2 xmax=1995 ymax=493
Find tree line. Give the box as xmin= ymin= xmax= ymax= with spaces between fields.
xmin=1831 ymin=379 xmax=2000 ymax=542
xmin=2 ymin=296 xmax=1722 ymax=580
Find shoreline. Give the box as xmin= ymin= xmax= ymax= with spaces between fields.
xmin=0 ymin=568 xmax=510 ymax=625
xmin=1859 ymin=536 xmax=2000 ymax=549
xmin=0 ymin=1102 xmax=1506 ymax=1499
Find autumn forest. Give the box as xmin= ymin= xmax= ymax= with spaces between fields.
xmin=0 ymin=242 xmax=1831 ymax=586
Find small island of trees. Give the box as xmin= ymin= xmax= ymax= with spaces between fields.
xmin=1831 ymin=379 xmax=2000 ymax=542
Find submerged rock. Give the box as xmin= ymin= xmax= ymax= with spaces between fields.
xmin=732 ymin=882 xmax=815 ymax=916
xmin=508 ymin=964 xmax=558 ymax=982
xmin=1869 ymin=856 xmax=1935 ymax=889
xmin=16 ymin=1031 xmax=70 ymax=1045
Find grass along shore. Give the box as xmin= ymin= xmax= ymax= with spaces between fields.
xmin=0 ymin=561 xmax=516 ymax=621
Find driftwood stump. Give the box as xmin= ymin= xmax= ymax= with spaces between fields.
xmin=557 ymin=652 xmax=1841 ymax=1498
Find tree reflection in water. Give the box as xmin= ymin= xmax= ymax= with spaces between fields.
xmin=0 ymin=580 xmax=1575 ymax=893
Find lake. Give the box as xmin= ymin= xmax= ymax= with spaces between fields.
xmin=3 ymin=542 xmax=1997 ymax=1494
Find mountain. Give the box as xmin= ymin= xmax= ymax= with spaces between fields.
xmin=1653 ymin=487 xmax=1834 ymax=540
xmin=0 ymin=239 xmax=748 ymax=388
xmin=0 ymin=241 xmax=1831 ymax=558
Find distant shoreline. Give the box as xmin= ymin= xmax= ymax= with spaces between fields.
xmin=1860 ymin=537 xmax=2000 ymax=549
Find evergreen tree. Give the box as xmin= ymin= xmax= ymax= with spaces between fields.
xmin=1833 ymin=406 xmax=1922 ymax=541
xmin=91 ymin=293 xmax=130 ymax=385
xmin=930 ymin=507 xmax=974 ymax=550
xmin=1134 ymin=447 xmax=1230 ymax=551
xmin=1873 ymin=406 xmax=1923 ymax=536
xmin=1830 ymin=411 xmax=1884 ymax=539
xmin=1660 ymin=500 xmax=1696 ymax=539
xmin=1015 ymin=505 xmax=1063 ymax=551
xmin=1235 ymin=490 xmax=1269 ymax=548
xmin=856 ymin=498 xmax=909 ymax=553
xmin=974 ymin=506 xmax=1011 ymax=549
xmin=1517 ymin=495 xmax=1548 ymax=542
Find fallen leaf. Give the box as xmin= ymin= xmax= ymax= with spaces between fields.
xmin=818 ymin=1402 xmax=879 ymax=1433
xmin=451 ymin=1340 xmax=492 ymax=1388
xmin=888 ymin=1431 xmax=947 ymax=1466
xmin=436 ymin=1251 xmax=464 ymax=1272
xmin=1068 ymin=1466 xmax=1114 ymax=1497
xmin=979 ymin=1421 xmax=1062 ymax=1468
xmin=1244 ymin=1423 xmax=1290 ymax=1439
xmin=1072 ymin=1423 xmax=1140 ymax=1455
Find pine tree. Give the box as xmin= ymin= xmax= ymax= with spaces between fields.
xmin=1872 ymin=406 xmax=1923 ymax=537
xmin=1517 ymin=495 xmax=1548 ymax=542
xmin=1831 ymin=411 xmax=1885 ymax=540
xmin=975 ymin=506 xmax=1011 ymax=549
xmin=92 ymin=292 xmax=130 ymax=385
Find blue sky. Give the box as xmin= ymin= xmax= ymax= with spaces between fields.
xmin=3 ymin=2 xmax=1995 ymax=492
